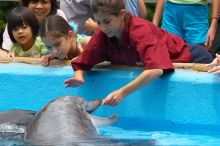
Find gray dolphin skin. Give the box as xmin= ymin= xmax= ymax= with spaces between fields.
xmin=0 ymin=110 xmax=35 ymax=140
xmin=24 ymin=96 xmax=120 ymax=145
xmin=0 ymin=96 xmax=155 ymax=145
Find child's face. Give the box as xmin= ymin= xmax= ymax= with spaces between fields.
xmin=94 ymin=10 xmax=125 ymax=38
xmin=28 ymin=0 xmax=51 ymax=22
xmin=12 ymin=24 xmax=34 ymax=47
xmin=43 ymin=36 xmax=72 ymax=59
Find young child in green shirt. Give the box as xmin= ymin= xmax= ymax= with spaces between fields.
xmin=6 ymin=7 xmax=50 ymax=65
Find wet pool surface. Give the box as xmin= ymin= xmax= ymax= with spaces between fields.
xmin=0 ymin=63 xmax=220 ymax=145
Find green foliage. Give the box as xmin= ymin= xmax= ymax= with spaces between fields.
xmin=0 ymin=1 xmax=19 ymax=30
xmin=0 ymin=1 xmax=19 ymax=47
xmin=145 ymin=4 xmax=156 ymax=21
xmin=0 ymin=20 xmax=6 ymax=32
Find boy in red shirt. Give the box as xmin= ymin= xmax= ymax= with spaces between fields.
xmin=65 ymin=0 xmax=212 ymax=106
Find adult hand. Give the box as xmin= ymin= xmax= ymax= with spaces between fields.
xmin=205 ymin=27 xmax=216 ymax=49
xmin=205 ymin=18 xmax=218 ymax=49
xmin=207 ymin=65 xmax=220 ymax=74
xmin=102 ymin=89 xmax=125 ymax=106
xmin=64 ymin=77 xmax=84 ymax=87
xmin=206 ymin=54 xmax=220 ymax=74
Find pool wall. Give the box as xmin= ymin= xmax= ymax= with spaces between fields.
xmin=0 ymin=63 xmax=220 ymax=134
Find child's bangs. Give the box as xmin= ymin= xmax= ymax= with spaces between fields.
xmin=9 ymin=16 xmax=29 ymax=29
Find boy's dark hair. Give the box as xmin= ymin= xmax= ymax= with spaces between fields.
xmin=7 ymin=7 xmax=39 ymax=43
xmin=92 ymin=0 xmax=125 ymax=16
xmin=20 ymin=0 xmax=58 ymax=15
xmin=39 ymin=15 xmax=72 ymax=38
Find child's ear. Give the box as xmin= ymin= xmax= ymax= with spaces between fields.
xmin=119 ymin=9 xmax=127 ymax=20
xmin=68 ymin=30 xmax=75 ymax=38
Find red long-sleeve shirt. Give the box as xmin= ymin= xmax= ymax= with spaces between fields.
xmin=72 ymin=15 xmax=190 ymax=71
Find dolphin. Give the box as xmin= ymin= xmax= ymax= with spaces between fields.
xmin=0 ymin=110 xmax=35 ymax=140
xmin=0 ymin=96 xmax=155 ymax=145
xmin=24 ymin=95 xmax=120 ymax=145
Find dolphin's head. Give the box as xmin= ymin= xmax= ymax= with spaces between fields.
xmin=60 ymin=95 xmax=85 ymax=103
xmin=24 ymin=95 xmax=118 ymax=143
xmin=59 ymin=96 xmax=86 ymax=106
xmin=55 ymin=96 xmax=118 ymax=128
xmin=56 ymin=96 xmax=102 ymax=113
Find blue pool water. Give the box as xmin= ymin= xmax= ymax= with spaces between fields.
xmin=0 ymin=63 xmax=220 ymax=145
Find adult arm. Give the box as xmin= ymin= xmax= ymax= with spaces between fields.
xmin=152 ymin=0 xmax=164 ymax=26
xmin=205 ymin=0 xmax=220 ymax=48
xmin=137 ymin=0 xmax=147 ymax=18
xmin=102 ymin=69 xmax=163 ymax=106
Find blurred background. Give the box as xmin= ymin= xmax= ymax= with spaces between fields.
xmin=0 ymin=1 xmax=212 ymax=48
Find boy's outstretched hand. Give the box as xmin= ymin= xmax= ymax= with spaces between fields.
xmin=64 ymin=78 xmax=84 ymax=87
xmin=102 ymin=90 xmax=125 ymax=106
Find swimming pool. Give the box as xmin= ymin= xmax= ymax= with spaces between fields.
xmin=0 ymin=63 xmax=220 ymax=145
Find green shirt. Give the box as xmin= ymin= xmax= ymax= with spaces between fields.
xmin=169 ymin=0 xmax=207 ymax=4
xmin=10 ymin=36 xmax=48 ymax=58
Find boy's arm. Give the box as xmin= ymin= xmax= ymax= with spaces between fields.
xmin=137 ymin=0 xmax=147 ymax=18
xmin=152 ymin=0 xmax=165 ymax=26
xmin=102 ymin=69 xmax=163 ymax=106
xmin=80 ymin=36 xmax=91 ymax=50
xmin=64 ymin=70 xmax=85 ymax=87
